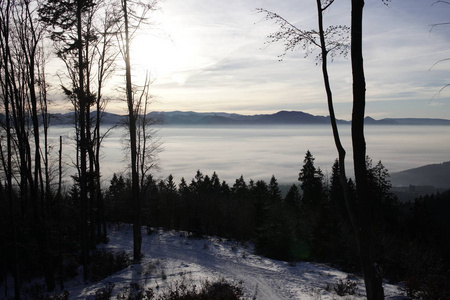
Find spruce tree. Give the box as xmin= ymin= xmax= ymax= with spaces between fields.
xmin=269 ymin=175 xmax=282 ymax=204
xmin=298 ymin=150 xmax=328 ymax=259
xmin=285 ymin=184 xmax=301 ymax=210
xmin=298 ymin=150 xmax=325 ymax=208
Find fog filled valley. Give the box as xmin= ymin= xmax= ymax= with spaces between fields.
xmin=50 ymin=122 xmax=450 ymax=189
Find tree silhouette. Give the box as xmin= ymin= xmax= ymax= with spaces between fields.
xmin=258 ymin=1 xmax=388 ymax=298
xmin=116 ymin=0 xmax=159 ymax=262
xmin=298 ymin=150 xmax=324 ymax=207
xmin=350 ymin=1 xmax=385 ymax=298
xmin=430 ymin=1 xmax=450 ymax=99
xmin=1 ymin=0 xmax=56 ymax=293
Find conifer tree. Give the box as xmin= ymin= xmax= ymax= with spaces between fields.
xmin=298 ymin=150 xmax=328 ymax=258
xmin=269 ymin=175 xmax=282 ymax=204
xmin=329 ymin=159 xmax=347 ymax=219
xmin=298 ymin=150 xmax=325 ymax=207
xmin=284 ymin=184 xmax=301 ymax=209
xmin=166 ymin=174 xmax=177 ymax=194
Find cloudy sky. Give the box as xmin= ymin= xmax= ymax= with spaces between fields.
xmin=113 ymin=0 xmax=450 ymax=120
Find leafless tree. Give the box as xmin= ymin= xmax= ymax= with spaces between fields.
xmin=350 ymin=1 xmax=385 ymax=299
xmin=1 ymin=0 xmax=55 ymax=293
xmin=135 ymin=74 xmax=162 ymax=192
xmin=0 ymin=2 xmax=20 ymax=297
xmin=116 ymin=0 xmax=158 ymax=262
xmin=39 ymin=0 xmax=93 ymax=278
xmin=39 ymin=0 xmax=120 ymax=276
xmin=258 ymin=1 xmax=386 ymax=298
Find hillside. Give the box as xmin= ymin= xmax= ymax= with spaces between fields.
xmin=390 ymin=161 xmax=450 ymax=189
xmin=58 ymin=226 xmax=403 ymax=300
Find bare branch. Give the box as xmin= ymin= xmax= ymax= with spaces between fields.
xmin=256 ymin=7 xmax=349 ymax=62
xmin=432 ymin=1 xmax=450 ymax=6
xmin=322 ymin=0 xmax=335 ymax=11
xmin=430 ymin=21 xmax=450 ymax=33
xmin=256 ymin=8 xmax=320 ymax=60
xmin=430 ymin=83 xmax=450 ymax=101
xmin=429 ymin=57 xmax=450 ymax=70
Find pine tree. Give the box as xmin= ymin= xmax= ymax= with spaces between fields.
xmin=166 ymin=174 xmax=177 ymax=194
xmin=297 ymin=150 xmax=329 ymax=259
xmin=285 ymin=184 xmax=301 ymax=210
xmin=298 ymin=150 xmax=325 ymax=208
xmin=329 ymin=159 xmax=347 ymax=219
xmin=269 ymin=175 xmax=282 ymax=204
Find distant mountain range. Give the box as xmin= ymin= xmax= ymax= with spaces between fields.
xmin=45 ymin=110 xmax=450 ymax=126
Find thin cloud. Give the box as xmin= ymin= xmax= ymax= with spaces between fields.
xmin=106 ymin=0 xmax=450 ymax=119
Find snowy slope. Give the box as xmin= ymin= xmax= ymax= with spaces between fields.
xmin=66 ymin=225 xmax=404 ymax=300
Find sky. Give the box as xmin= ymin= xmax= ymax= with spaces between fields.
xmin=50 ymin=0 xmax=450 ymax=120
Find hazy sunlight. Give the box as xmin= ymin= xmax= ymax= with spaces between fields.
xmin=130 ymin=26 xmax=205 ymax=86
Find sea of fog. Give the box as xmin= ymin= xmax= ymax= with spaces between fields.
xmin=49 ymin=124 xmax=450 ymax=185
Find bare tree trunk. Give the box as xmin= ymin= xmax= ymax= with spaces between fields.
xmin=0 ymin=0 xmax=20 ymax=300
xmin=37 ymin=46 xmax=51 ymax=209
xmin=76 ymin=0 xmax=90 ymax=281
xmin=0 ymin=3 xmax=20 ymax=296
xmin=315 ymin=0 xmax=357 ymax=233
xmin=351 ymin=1 xmax=384 ymax=299
xmin=94 ymin=7 xmax=118 ymax=242
xmin=23 ymin=2 xmax=55 ymax=290
xmin=122 ymin=0 xmax=142 ymax=262
xmin=57 ymin=135 xmax=64 ymax=290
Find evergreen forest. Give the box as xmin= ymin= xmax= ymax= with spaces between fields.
xmin=1 ymin=149 xmax=450 ymax=299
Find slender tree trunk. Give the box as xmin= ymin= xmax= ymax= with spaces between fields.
xmin=24 ymin=3 xmax=55 ymax=289
xmin=122 ymin=0 xmax=142 ymax=262
xmin=351 ymin=1 xmax=384 ymax=299
xmin=76 ymin=0 xmax=89 ymax=281
xmin=95 ymin=93 xmax=106 ymax=241
xmin=315 ymin=0 xmax=357 ymax=232
xmin=57 ymin=136 xmax=64 ymax=290
xmin=85 ymin=33 xmax=96 ymax=248
xmin=0 ymin=2 xmax=20 ymax=297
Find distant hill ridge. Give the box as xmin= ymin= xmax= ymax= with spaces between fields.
xmin=390 ymin=161 xmax=450 ymax=189
xmin=4 ymin=110 xmax=449 ymax=126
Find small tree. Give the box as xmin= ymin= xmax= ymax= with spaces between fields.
xmin=269 ymin=175 xmax=282 ymax=204
xmin=298 ymin=150 xmax=325 ymax=208
xmin=297 ymin=150 xmax=329 ymax=258
xmin=284 ymin=184 xmax=301 ymax=209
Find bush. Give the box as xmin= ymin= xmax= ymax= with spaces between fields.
xmin=146 ymin=226 xmax=156 ymax=235
xmin=403 ymin=273 xmax=450 ymax=300
xmin=202 ymin=280 xmax=244 ymax=300
xmin=24 ymin=284 xmax=70 ymax=300
xmin=93 ymin=283 xmax=115 ymax=300
xmin=334 ymin=279 xmax=357 ymax=296
xmin=43 ymin=291 xmax=70 ymax=300
xmin=88 ymin=249 xmax=131 ymax=282
xmin=149 ymin=278 xmax=246 ymax=300
xmin=117 ymin=282 xmax=154 ymax=300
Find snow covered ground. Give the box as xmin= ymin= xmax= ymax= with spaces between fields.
xmin=57 ymin=224 xmax=406 ymax=300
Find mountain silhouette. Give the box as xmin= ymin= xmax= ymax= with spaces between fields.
xmin=6 ymin=110 xmax=449 ymax=126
